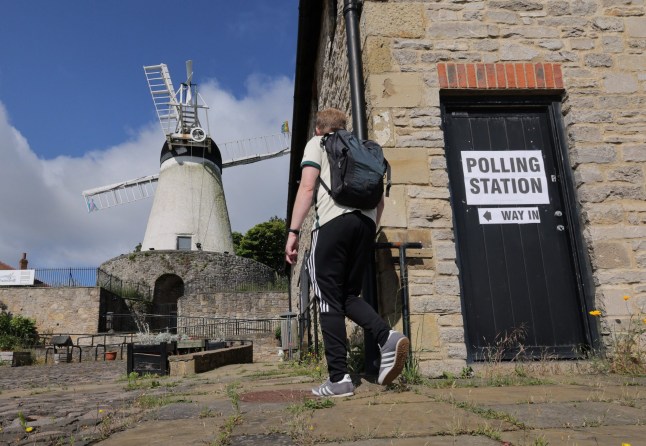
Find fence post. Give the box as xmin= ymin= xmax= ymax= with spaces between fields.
xmin=280 ymin=312 xmax=298 ymax=360
xmin=106 ymin=312 xmax=114 ymax=333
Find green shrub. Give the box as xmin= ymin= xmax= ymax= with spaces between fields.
xmin=0 ymin=311 xmax=38 ymax=350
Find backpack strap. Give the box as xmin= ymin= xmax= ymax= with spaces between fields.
xmin=384 ymin=160 xmax=392 ymax=197
xmin=318 ymin=134 xmax=334 ymax=197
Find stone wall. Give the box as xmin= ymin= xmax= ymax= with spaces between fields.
xmin=301 ymin=0 xmax=646 ymax=376
xmin=179 ymin=292 xmax=289 ymax=319
xmin=101 ymin=250 xmax=277 ymax=296
xmin=0 ymin=287 xmax=102 ymax=335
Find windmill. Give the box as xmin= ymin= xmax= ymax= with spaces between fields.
xmin=82 ymin=61 xmax=291 ymax=253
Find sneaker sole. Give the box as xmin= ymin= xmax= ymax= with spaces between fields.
xmin=312 ymin=391 xmax=354 ymax=398
xmin=379 ymin=337 xmax=409 ymax=386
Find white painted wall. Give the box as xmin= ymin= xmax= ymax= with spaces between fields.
xmin=141 ymin=156 xmax=234 ymax=253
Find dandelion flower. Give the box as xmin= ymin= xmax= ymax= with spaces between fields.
xmin=621 ymin=443 xmax=631 ymax=446
xmin=25 ymin=427 xmax=33 ymax=433
xmin=99 ymin=409 xmax=104 ymax=413
xmin=589 ymin=310 xmax=602 ymax=317
xmin=642 ymin=318 xmax=646 ymax=324
xmin=623 ymin=295 xmax=630 ymax=301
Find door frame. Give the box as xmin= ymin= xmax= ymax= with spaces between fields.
xmin=440 ymin=94 xmax=600 ymax=361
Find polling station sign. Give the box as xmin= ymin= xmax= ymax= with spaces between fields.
xmin=461 ymin=150 xmax=549 ymax=205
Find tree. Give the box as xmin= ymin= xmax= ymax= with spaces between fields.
xmin=232 ymin=231 xmax=244 ymax=253
xmin=236 ymin=216 xmax=286 ymax=273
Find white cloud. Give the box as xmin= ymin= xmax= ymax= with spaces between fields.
xmin=0 ymin=76 xmax=293 ymax=268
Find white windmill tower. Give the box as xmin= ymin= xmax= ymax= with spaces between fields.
xmin=82 ymin=61 xmax=291 ymax=253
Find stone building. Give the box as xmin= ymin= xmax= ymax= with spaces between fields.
xmin=288 ymin=0 xmax=646 ymax=376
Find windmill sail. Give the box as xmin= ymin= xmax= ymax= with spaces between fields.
xmin=82 ymin=132 xmax=290 ymax=212
xmin=82 ymin=61 xmax=289 ymax=254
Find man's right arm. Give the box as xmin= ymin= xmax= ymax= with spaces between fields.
xmin=285 ymin=166 xmax=319 ymax=265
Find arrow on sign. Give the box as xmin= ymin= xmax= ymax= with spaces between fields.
xmin=483 ymin=211 xmax=492 ymax=221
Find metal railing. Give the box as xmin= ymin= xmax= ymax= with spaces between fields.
xmin=29 ymin=268 xmax=151 ymax=300
xmin=28 ymin=268 xmax=282 ymax=297
xmin=97 ymin=269 xmax=151 ymax=300
xmin=177 ymin=316 xmax=281 ymax=338
xmin=105 ymin=313 xmax=281 ymax=339
xmin=33 ymin=268 xmax=97 ymax=287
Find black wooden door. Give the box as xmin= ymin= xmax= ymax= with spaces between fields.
xmin=442 ymin=101 xmax=589 ymax=359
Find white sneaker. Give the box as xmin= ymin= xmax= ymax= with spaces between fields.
xmin=311 ymin=374 xmax=354 ymax=397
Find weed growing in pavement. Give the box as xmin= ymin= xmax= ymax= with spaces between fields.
xmin=199 ymin=407 xmax=221 ymax=418
xmin=472 ymin=423 xmax=502 ymax=441
xmin=288 ymin=397 xmax=335 ymax=413
xmin=347 ymin=326 xmax=365 ymax=375
xmin=589 ymin=295 xmax=645 ymax=375
xmin=133 ymin=394 xmax=169 ymax=409
xmin=283 ymin=397 xmax=335 ymax=446
xmin=226 ymin=382 xmax=241 ymax=413
xmin=453 ymin=401 xmax=526 ymax=428
xmin=123 ymin=371 xmax=177 ymax=391
xmin=400 ymin=355 xmax=426 ymax=385
xmin=280 ymin=349 xmax=326 ymax=381
xmin=480 ymin=324 xmax=528 ymax=377
xmin=212 ymin=382 xmax=243 ymax=446
xmin=17 ymin=411 xmax=28 ymax=430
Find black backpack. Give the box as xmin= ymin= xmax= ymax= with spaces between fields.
xmin=319 ymin=129 xmax=391 ymax=210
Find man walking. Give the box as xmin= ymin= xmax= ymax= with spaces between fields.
xmin=285 ymin=108 xmax=409 ymax=397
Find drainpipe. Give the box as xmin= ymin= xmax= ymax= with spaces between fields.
xmin=344 ymin=0 xmax=379 ymax=374
xmin=343 ymin=0 xmax=367 ymax=139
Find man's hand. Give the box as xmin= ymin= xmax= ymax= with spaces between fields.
xmin=285 ymin=232 xmax=299 ymax=265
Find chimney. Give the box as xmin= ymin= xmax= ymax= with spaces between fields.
xmin=19 ymin=253 xmax=28 ymax=270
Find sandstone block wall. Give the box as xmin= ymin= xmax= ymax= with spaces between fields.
xmin=304 ymin=0 xmax=646 ymax=375
xmin=179 ymin=292 xmax=289 ymax=319
xmin=0 ymin=287 xmax=101 ymax=335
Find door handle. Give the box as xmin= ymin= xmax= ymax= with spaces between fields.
xmin=554 ymin=210 xmax=562 ymax=217
xmin=556 ymin=225 xmax=565 ymax=231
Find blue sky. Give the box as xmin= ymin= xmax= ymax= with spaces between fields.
xmin=0 ymin=1 xmax=298 ymax=267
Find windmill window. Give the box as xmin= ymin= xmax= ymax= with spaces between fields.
xmin=177 ymin=236 xmax=192 ymax=251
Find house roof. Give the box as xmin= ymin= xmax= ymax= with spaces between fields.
xmin=0 ymin=261 xmax=15 ymax=270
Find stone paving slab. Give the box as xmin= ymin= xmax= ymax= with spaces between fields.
xmin=488 ymin=400 xmax=645 ymax=429
xmin=500 ymin=424 xmax=646 ymax=446
xmin=321 ymin=435 xmax=501 ymax=445
xmin=96 ymin=418 xmax=224 ymax=445
xmin=420 ymin=383 xmax=643 ymax=406
xmin=0 ymin=361 xmax=124 ymax=392
xmin=302 ymin=400 xmax=517 ymax=442
xmin=3 ymin=360 xmax=646 ymax=445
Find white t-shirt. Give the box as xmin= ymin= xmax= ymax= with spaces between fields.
xmin=301 ymin=135 xmax=377 ymax=228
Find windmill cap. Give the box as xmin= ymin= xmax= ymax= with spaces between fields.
xmin=160 ymin=137 xmax=222 ymax=171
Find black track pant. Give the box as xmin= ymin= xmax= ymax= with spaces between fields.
xmin=308 ymin=212 xmax=390 ymax=382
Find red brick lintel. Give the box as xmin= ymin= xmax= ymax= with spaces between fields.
xmin=437 ymin=63 xmax=563 ymax=90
